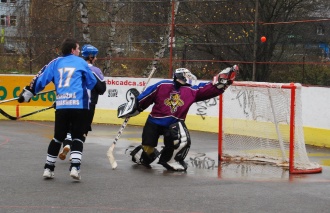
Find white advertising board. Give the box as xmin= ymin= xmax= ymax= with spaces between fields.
xmin=97 ymin=77 xmax=330 ymax=129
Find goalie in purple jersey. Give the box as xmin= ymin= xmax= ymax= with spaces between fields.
xmin=117 ymin=65 xmax=238 ymax=171
xmin=17 ymin=38 xmax=104 ymax=181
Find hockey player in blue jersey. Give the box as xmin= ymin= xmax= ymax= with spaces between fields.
xmin=59 ymin=44 xmax=106 ymax=161
xmin=117 ymin=65 xmax=238 ymax=171
xmin=18 ymin=38 xmax=104 ymax=181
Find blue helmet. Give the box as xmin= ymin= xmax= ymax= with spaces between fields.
xmin=81 ymin=44 xmax=98 ymax=57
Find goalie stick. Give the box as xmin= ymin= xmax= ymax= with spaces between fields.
xmin=0 ymin=104 xmax=54 ymax=120
xmin=107 ymin=67 xmax=156 ymax=169
xmin=0 ymin=90 xmax=55 ymax=104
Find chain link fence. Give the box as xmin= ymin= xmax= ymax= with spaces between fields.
xmin=0 ymin=0 xmax=330 ymax=85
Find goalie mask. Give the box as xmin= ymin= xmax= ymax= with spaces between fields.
xmin=174 ymin=68 xmax=197 ymax=85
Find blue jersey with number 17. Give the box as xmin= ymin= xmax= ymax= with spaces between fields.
xmin=30 ymin=54 xmax=97 ymax=110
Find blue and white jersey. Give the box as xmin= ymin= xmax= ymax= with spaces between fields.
xmin=30 ymin=54 xmax=97 ymax=109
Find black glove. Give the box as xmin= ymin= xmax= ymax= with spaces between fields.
xmin=18 ymin=86 xmax=35 ymax=103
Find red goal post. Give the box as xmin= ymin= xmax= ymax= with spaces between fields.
xmin=218 ymin=81 xmax=322 ymax=174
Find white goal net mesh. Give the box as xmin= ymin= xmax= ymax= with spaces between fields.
xmin=220 ymin=82 xmax=321 ymax=173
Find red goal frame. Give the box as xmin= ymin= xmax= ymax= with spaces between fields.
xmin=218 ymin=81 xmax=322 ymax=174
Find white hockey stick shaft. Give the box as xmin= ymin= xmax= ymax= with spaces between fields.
xmin=107 ymin=67 xmax=156 ymax=169
xmin=0 ymin=90 xmax=55 ymax=104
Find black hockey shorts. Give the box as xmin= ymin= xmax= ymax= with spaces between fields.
xmin=54 ymin=109 xmax=89 ymax=142
xmin=142 ymin=120 xmax=173 ymax=148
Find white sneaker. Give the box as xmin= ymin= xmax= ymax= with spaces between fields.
xmin=43 ymin=168 xmax=54 ymax=179
xmin=70 ymin=167 xmax=81 ymax=180
xmin=59 ymin=145 xmax=70 ymax=160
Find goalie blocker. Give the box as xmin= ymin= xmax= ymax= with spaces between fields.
xmin=117 ymin=88 xmax=141 ymax=118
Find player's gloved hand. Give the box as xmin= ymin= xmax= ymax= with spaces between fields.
xmin=212 ymin=65 xmax=238 ymax=89
xmin=18 ymin=86 xmax=35 ymax=103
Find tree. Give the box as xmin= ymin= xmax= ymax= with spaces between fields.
xmin=79 ymin=0 xmax=91 ymax=43
xmin=174 ymin=0 xmax=330 ymax=82
xmin=28 ymin=0 xmax=76 ymax=70
xmin=5 ymin=0 xmax=330 ymax=85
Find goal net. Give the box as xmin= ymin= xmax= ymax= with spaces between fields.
xmin=218 ymin=81 xmax=322 ymax=174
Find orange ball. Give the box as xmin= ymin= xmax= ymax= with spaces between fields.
xmin=261 ymin=36 xmax=267 ymax=43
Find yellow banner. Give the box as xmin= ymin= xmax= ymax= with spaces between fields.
xmin=0 ymin=75 xmax=55 ymax=106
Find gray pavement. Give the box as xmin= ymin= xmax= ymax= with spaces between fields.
xmin=0 ymin=120 xmax=330 ymax=213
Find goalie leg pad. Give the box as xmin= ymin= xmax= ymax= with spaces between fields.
xmin=130 ymin=145 xmax=143 ymax=164
xmin=158 ymin=121 xmax=191 ymax=171
xmin=158 ymin=142 xmax=190 ymax=171
xmin=130 ymin=145 xmax=160 ymax=168
xmin=169 ymin=121 xmax=189 ymax=147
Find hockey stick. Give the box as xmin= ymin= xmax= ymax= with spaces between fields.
xmin=107 ymin=67 xmax=157 ymax=169
xmin=0 ymin=104 xmax=54 ymax=120
xmin=0 ymin=90 xmax=55 ymax=104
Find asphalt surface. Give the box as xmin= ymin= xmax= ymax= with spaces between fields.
xmin=0 ymin=120 xmax=330 ymax=213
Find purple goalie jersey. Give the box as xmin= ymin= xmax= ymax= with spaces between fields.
xmin=137 ymin=80 xmax=225 ymax=127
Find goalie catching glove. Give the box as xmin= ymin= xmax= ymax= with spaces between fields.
xmin=212 ymin=65 xmax=238 ymax=89
xmin=18 ymin=86 xmax=35 ymax=103
xmin=117 ymin=88 xmax=141 ymax=118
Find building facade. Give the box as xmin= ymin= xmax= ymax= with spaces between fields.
xmin=0 ymin=0 xmax=29 ymax=53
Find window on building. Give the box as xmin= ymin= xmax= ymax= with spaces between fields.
xmin=0 ymin=15 xmax=16 ymax=26
xmin=10 ymin=15 xmax=16 ymax=26
xmin=317 ymin=25 xmax=325 ymax=35
xmin=0 ymin=15 xmax=5 ymax=25
xmin=1 ymin=0 xmax=17 ymax=3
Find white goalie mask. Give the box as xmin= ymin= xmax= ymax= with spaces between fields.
xmin=174 ymin=68 xmax=197 ymax=85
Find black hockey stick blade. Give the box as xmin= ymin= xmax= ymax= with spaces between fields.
xmin=0 ymin=105 xmax=54 ymax=120
xmin=0 ymin=108 xmax=17 ymax=120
